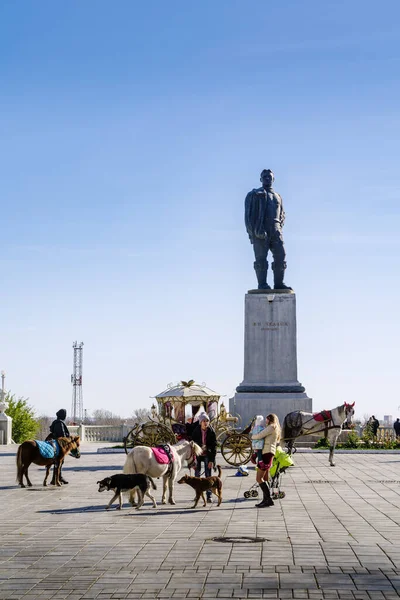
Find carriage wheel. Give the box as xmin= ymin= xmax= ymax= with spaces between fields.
xmin=124 ymin=425 xmax=140 ymax=454
xmin=221 ymin=433 xmax=253 ymax=466
xmin=133 ymin=422 xmax=176 ymax=449
xmin=244 ymin=491 xmax=251 ymax=499
xmin=250 ymin=489 xmax=259 ymax=498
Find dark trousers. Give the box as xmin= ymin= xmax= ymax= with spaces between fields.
xmin=195 ymin=456 xmax=212 ymax=499
xmin=253 ymin=230 xmax=286 ymax=267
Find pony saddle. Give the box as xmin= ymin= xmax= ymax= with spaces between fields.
xmin=152 ymin=444 xmax=174 ymax=464
xmin=35 ymin=440 xmax=60 ymax=459
xmin=313 ymin=410 xmax=332 ymax=423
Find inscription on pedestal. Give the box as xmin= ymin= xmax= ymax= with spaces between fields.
xmin=252 ymin=321 xmax=289 ymax=331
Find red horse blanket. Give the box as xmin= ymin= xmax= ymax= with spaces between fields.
xmin=152 ymin=445 xmax=174 ymax=464
xmin=313 ymin=410 xmax=332 ymax=422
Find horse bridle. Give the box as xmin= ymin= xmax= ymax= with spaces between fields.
xmin=71 ymin=447 xmax=80 ymax=458
xmin=343 ymin=402 xmax=355 ymax=429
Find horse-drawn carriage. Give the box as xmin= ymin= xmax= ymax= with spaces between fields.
xmin=123 ymin=380 xmax=255 ymax=466
xmin=124 ymin=376 xmax=356 ymax=470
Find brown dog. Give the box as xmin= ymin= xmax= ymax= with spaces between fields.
xmin=178 ymin=465 xmax=222 ymax=508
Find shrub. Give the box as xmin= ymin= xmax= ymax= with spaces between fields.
xmin=6 ymin=393 xmax=39 ymax=443
xmin=342 ymin=431 xmax=361 ymax=449
xmin=315 ymin=437 xmax=330 ymax=448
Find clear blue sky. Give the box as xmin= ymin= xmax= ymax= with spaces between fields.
xmin=1 ymin=0 xmax=400 ymax=422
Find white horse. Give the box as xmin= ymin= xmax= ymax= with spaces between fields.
xmin=123 ymin=440 xmax=202 ymax=506
xmin=282 ymin=402 xmax=355 ymax=466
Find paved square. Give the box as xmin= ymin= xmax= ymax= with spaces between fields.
xmin=1 ymin=445 xmax=400 ymax=599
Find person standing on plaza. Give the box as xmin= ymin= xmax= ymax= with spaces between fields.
xmin=190 ymin=413 xmax=217 ymax=503
xmin=251 ymin=413 xmax=281 ymax=508
xmin=369 ymin=415 xmax=379 ymax=437
xmin=394 ymin=418 xmax=400 ymax=438
xmin=250 ymin=415 xmax=265 ymax=463
xmin=48 ymin=408 xmax=70 ymax=484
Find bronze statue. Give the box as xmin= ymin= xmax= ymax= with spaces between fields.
xmin=245 ymin=169 xmax=291 ymax=290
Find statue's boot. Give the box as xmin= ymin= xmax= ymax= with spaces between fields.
xmin=254 ymin=260 xmax=271 ymax=290
xmin=255 ymin=482 xmax=274 ymax=507
xmin=272 ymin=262 xmax=292 ymax=290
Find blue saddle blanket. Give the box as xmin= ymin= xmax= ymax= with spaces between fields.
xmin=35 ymin=440 xmax=60 ymax=459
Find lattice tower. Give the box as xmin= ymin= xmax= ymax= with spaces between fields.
xmin=71 ymin=341 xmax=84 ymax=423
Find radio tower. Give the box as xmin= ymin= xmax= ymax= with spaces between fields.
xmin=71 ymin=341 xmax=84 ymax=424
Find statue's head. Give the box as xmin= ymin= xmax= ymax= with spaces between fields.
xmin=260 ymin=169 xmax=274 ymax=188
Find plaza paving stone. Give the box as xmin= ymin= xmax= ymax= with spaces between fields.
xmin=1 ymin=445 xmax=400 ymax=598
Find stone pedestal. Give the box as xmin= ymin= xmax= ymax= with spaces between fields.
xmin=0 ymin=410 xmax=12 ymax=445
xmin=229 ymin=290 xmax=312 ymax=428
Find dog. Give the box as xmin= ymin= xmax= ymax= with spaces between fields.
xmin=97 ymin=473 xmax=157 ymax=510
xmin=177 ymin=465 xmax=223 ymax=508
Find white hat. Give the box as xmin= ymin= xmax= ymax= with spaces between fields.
xmin=199 ymin=413 xmax=210 ymax=422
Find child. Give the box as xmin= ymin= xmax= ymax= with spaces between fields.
xmin=251 ymin=415 xmax=265 ymax=463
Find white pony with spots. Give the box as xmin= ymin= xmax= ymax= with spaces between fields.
xmin=282 ymin=402 xmax=355 ymax=466
xmin=123 ymin=440 xmax=202 ymax=506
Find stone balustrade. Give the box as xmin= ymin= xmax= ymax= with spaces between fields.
xmin=375 ymin=425 xmax=399 ymax=441
xmin=68 ymin=424 xmax=132 ymax=443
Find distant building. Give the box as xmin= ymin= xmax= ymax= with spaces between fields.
xmin=384 ymin=415 xmax=393 ymax=426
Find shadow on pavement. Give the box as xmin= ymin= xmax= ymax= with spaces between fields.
xmin=38 ymin=506 xmax=105 ymax=513
xmin=66 ymin=465 xmax=123 ymax=472
xmin=37 ymin=501 xmax=253 ymax=515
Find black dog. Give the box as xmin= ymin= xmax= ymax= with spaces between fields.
xmin=97 ymin=473 xmax=157 ymax=510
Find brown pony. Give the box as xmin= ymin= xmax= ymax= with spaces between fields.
xmin=16 ymin=436 xmax=81 ymax=488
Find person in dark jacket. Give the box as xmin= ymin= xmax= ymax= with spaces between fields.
xmin=48 ymin=409 xmax=70 ymax=484
xmin=394 ymin=419 xmax=400 ymax=438
xmin=369 ymin=415 xmax=379 ymax=437
xmin=50 ymin=409 xmax=70 ymax=438
xmin=190 ymin=413 xmax=217 ymax=503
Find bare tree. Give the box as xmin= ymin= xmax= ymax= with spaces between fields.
xmin=361 ymin=413 xmax=371 ymax=427
xmin=37 ymin=415 xmax=52 ymax=440
xmin=124 ymin=408 xmax=151 ymax=426
xmin=91 ymin=410 xmax=124 ymax=426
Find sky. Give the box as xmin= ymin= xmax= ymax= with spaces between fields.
xmin=1 ymin=0 xmax=400 ymax=423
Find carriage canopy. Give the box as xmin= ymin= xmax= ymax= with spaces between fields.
xmin=153 ymin=380 xmax=223 ymax=422
xmin=154 ymin=380 xmax=221 ymax=403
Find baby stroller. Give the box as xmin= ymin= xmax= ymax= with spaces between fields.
xmin=243 ymin=446 xmax=294 ymax=499
xmin=269 ymin=446 xmax=294 ymax=499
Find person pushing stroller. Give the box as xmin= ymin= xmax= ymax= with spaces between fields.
xmin=251 ymin=413 xmax=281 ymax=508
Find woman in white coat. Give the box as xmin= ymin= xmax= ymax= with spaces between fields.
xmin=251 ymin=413 xmax=281 ymax=508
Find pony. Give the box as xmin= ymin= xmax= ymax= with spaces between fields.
xmin=123 ymin=439 xmax=202 ymax=506
xmin=282 ymin=402 xmax=355 ymax=466
xmin=16 ymin=436 xmax=81 ymax=488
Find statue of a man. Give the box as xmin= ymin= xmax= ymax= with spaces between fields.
xmin=245 ymin=169 xmax=291 ymax=290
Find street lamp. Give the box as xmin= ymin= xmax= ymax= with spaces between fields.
xmin=0 ymin=371 xmax=6 ymax=416
xmin=0 ymin=371 xmax=5 ymax=402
